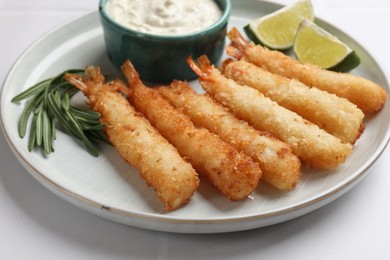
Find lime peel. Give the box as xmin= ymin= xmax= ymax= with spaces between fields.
xmin=293 ymin=19 xmax=360 ymax=72
xmin=244 ymin=0 xmax=314 ymax=50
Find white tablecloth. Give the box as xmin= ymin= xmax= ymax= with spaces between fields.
xmin=1 ymin=0 xmax=389 ymax=259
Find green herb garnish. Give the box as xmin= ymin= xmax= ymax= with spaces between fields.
xmin=11 ymin=70 xmax=107 ymax=157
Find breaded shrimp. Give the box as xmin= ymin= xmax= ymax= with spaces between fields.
xmin=121 ymin=60 xmax=261 ymax=201
xmin=227 ymin=27 xmax=387 ymax=113
xmin=157 ymin=81 xmax=301 ymax=191
xmin=221 ymin=59 xmax=365 ymax=144
xmin=189 ymin=55 xmax=353 ymax=169
xmin=64 ymin=67 xmax=199 ymax=211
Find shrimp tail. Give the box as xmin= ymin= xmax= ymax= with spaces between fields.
xmin=107 ymin=79 xmax=132 ymax=97
xmin=65 ymin=66 xmax=133 ymax=98
xmin=187 ymin=55 xmax=213 ymax=79
xmin=85 ymin=66 xmax=105 ymax=83
xmin=64 ymin=66 xmax=104 ymax=95
xmin=121 ymin=59 xmax=143 ymax=88
xmin=64 ymin=74 xmax=87 ymax=92
xmin=226 ymin=45 xmax=244 ymax=60
xmin=219 ymin=58 xmax=235 ymax=72
xmin=226 ymin=27 xmax=251 ymax=59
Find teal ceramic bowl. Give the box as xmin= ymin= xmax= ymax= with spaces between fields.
xmin=99 ymin=0 xmax=231 ymax=83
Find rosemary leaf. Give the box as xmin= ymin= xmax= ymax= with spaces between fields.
xmin=51 ymin=117 xmax=56 ymax=140
xmin=86 ymin=131 xmax=109 ymax=143
xmin=64 ymin=110 xmax=87 ymax=139
xmin=18 ymin=94 xmax=43 ymax=138
xmin=65 ymin=107 xmax=100 ymax=157
xmin=81 ymin=122 xmax=106 ymax=131
xmin=11 ymin=79 xmax=50 ymax=103
xmin=64 ymin=69 xmax=85 ymax=75
xmin=12 ymin=69 xmax=107 ymax=157
xmin=74 ymin=114 xmax=102 ymax=126
xmin=42 ymin=110 xmax=52 ymax=155
xmin=48 ymin=81 xmax=71 ymax=94
xmin=79 ymin=133 xmax=99 ymax=157
xmin=67 ymin=86 xmax=79 ymax=98
xmin=54 ymin=90 xmax=62 ymax=105
xmin=69 ymin=106 xmax=101 ymax=120
xmin=61 ymin=92 xmax=70 ymax=111
xmin=47 ymin=93 xmax=75 ymax=135
xmin=28 ymin=113 xmax=38 ymax=152
xmin=35 ymin=107 xmax=43 ymax=146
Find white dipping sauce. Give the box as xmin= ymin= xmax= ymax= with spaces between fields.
xmin=105 ymin=0 xmax=222 ymax=35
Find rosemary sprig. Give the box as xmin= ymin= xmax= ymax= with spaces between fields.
xmin=11 ymin=70 xmax=107 ymax=157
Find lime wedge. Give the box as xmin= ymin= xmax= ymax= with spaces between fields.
xmin=293 ymin=19 xmax=360 ymax=72
xmin=244 ymin=0 xmax=314 ymax=50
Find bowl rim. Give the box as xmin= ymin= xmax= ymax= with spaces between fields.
xmin=98 ymin=0 xmax=232 ymax=40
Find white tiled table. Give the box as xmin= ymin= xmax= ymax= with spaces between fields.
xmin=1 ymin=0 xmax=389 ymax=259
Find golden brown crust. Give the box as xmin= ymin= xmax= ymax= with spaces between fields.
xmin=66 ymin=67 xmax=199 ymax=211
xmin=190 ymin=55 xmax=353 ymax=169
xmin=221 ymin=59 xmax=365 ymax=144
xmin=226 ymin=27 xmax=387 ymax=113
xmin=122 ymin=60 xmax=261 ymax=200
xmin=157 ymin=81 xmax=301 ymax=191
xmin=243 ymin=42 xmax=387 ymax=113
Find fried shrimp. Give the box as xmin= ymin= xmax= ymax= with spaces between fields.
xmin=157 ymin=81 xmax=301 ymax=191
xmin=226 ymin=27 xmax=387 ymax=113
xmin=221 ymin=59 xmax=365 ymax=144
xmin=189 ymin=55 xmax=353 ymax=169
xmin=121 ymin=60 xmax=261 ymax=201
xmin=64 ymin=67 xmax=199 ymax=211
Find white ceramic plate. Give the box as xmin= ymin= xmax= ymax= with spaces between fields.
xmin=1 ymin=0 xmax=390 ymax=233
